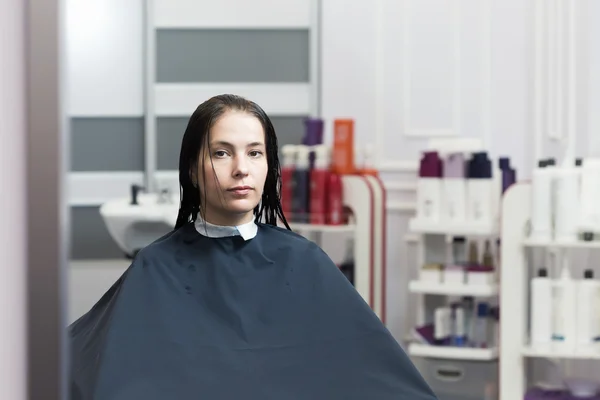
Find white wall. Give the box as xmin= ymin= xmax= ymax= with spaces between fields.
xmin=322 ymin=0 xmax=600 ymax=342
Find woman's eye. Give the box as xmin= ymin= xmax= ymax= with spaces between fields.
xmin=249 ymin=150 xmax=263 ymax=157
xmin=213 ymin=150 xmax=228 ymax=158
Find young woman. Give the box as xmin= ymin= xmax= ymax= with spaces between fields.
xmin=69 ymin=94 xmax=438 ymax=399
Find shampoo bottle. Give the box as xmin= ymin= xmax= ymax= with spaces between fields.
xmin=292 ymin=145 xmax=310 ymax=223
xmin=303 ymin=118 xmax=324 ymax=169
xmin=552 ymin=255 xmax=577 ymax=351
xmin=530 ymin=267 xmax=553 ymax=350
xmin=360 ymin=144 xmax=379 ymax=177
xmin=326 ymin=173 xmax=344 ymax=225
xmin=309 ymin=145 xmax=330 ymax=225
xmin=555 ymin=158 xmax=582 ymax=242
xmin=332 ymin=119 xmax=355 ymax=175
xmin=467 ymin=152 xmax=494 ymax=224
xmin=576 ymin=269 xmax=600 ymax=351
xmin=499 ymin=157 xmax=517 ymax=194
xmin=416 ymin=151 xmax=442 ymax=222
xmin=530 ymin=159 xmax=554 ymax=241
xmin=280 ymin=145 xmax=297 ymax=221
xmin=442 ymin=152 xmax=467 ymax=223
xmin=578 ymin=158 xmax=600 ymax=239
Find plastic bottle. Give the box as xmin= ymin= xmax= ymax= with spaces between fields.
xmin=473 ymin=302 xmax=490 ymax=348
xmin=466 ymin=152 xmax=494 ymax=224
xmin=326 ymin=173 xmax=344 ymax=225
xmin=530 ymin=159 xmax=554 ymax=241
xmin=280 ymin=145 xmax=297 ymax=221
xmin=442 ymin=152 xmax=467 ymax=223
xmin=530 ymin=267 xmax=553 ymax=350
xmin=552 ymin=256 xmax=577 ymax=351
xmin=579 ymin=158 xmax=600 ymax=238
xmin=416 ymin=151 xmax=442 ymax=222
xmin=331 ymin=119 xmax=355 ymax=175
xmin=576 ymin=269 xmax=600 ymax=351
xmin=555 ymin=158 xmax=582 ymax=242
xmin=292 ymin=145 xmax=310 ymax=223
xmin=309 ymin=145 xmax=330 ymax=225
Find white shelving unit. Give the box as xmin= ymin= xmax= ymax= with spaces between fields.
xmin=407 ymin=217 xmax=501 ymax=362
xmin=499 ymin=182 xmax=600 ymax=400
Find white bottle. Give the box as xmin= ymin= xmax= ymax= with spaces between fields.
xmin=417 ymin=151 xmax=442 ymax=222
xmin=530 ymin=267 xmax=553 ymax=350
xmin=579 ymin=158 xmax=600 ymax=236
xmin=552 ymin=257 xmax=577 ymax=351
xmin=555 ymin=158 xmax=582 ymax=243
xmin=530 ymin=159 xmax=555 ymax=241
xmin=434 ymin=307 xmax=448 ymax=345
xmin=576 ymin=269 xmax=600 ymax=352
xmin=442 ymin=153 xmax=467 ymax=223
xmin=466 ymin=152 xmax=494 ymax=224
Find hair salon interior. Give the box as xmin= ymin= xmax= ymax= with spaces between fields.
xmin=60 ymin=0 xmax=600 ymax=399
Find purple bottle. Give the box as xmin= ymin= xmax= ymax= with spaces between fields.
xmin=498 ymin=156 xmax=517 ymax=194
xmin=303 ymin=118 xmax=324 ymax=169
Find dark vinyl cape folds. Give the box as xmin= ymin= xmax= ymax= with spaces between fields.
xmin=69 ymin=223 xmax=437 ymax=399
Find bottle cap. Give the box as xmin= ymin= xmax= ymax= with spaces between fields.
xmin=469 ymin=152 xmax=492 ymax=179
xmin=575 ymin=158 xmax=583 ymax=167
xmin=477 ymin=303 xmax=489 ymax=317
xmin=499 ymin=157 xmax=511 ymax=170
xmin=295 ymin=145 xmax=311 ymax=169
xmin=453 ymin=237 xmax=466 ymax=243
xmin=419 ymin=151 xmax=442 ymax=178
xmin=302 ymin=118 xmax=324 ymax=146
xmin=538 ymin=160 xmax=547 ymax=168
xmin=584 ymin=269 xmax=594 ymax=279
xmin=443 ymin=153 xmax=466 ymax=178
xmin=546 ymin=158 xmax=556 ymax=166
xmin=538 ymin=268 xmax=548 ymax=277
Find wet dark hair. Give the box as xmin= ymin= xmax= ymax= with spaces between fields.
xmin=174 ymin=94 xmax=291 ymax=231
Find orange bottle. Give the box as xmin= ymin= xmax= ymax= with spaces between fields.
xmin=332 ymin=119 xmax=355 ymax=175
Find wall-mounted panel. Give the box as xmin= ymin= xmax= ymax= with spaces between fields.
xmin=156 ymin=29 xmax=310 ymax=83
xmin=155 ymin=83 xmax=311 ymax=117
xmin=154 ymin=0 xmax=311 ymax=29
xmin=70 ymin=118 xmax=144 ymax=171
xmin=402 ymin=0 xmax=459 ymax=137
xmin=65 ymin=0 xmax=144 ymax=116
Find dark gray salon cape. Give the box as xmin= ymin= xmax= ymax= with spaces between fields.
xmin=69 ymin=222 xmax=438 ymax=399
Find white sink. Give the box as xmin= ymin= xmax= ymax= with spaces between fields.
xmin=99 ymin=191 xmax=180 ymax=258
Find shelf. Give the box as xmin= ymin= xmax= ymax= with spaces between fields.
xmin=409 ymin=218 xmax=497 ymax=236
xmin=409 ymin=343 xmax=499 ymax=360
xmin=523 ymin=238 xmax=600 ymax=249
xmin=522 ymin=346 xmax=600 ymax=360
xmin=408 ymin=280 xmax=498 ymax=297
xmin=288 ymin=223 xmax=355 ymax=233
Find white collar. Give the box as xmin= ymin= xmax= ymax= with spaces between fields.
xmin=194 ymin=213 xmax=258 ymax=241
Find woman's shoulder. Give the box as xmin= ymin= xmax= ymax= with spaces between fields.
xmin=258 ymin=223 xmax=319 ymax=251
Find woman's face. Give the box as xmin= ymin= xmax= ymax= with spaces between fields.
xmin=195 ymin=110 xmax=268 ymax=226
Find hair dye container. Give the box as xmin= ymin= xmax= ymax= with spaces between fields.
xmin=555 ymin=158 xmax=582 ymax=242
xmin=309 ymin=145 xmax=330 ymax=225
xmin=499 ymin=157 xmax=517 ymax=194
xmin=530 ymin=268 xmax=553 ymax=350
xmin=552 ymin=256 xmax=577 ymax=352
xmin=331 ymin=119 xmax=355 ymax=175
xmin=326 ymin=173 xmax=344 ymax=225
xmin=579 ymin=158 xmax=600 ymax=239
xmin=292 ymin=145 xmax=310 ymax=223
xmin=280 ymin=145 xmax=297 ymax=222
xmin=442 ymin=152 xmax=467 ymax=223
xmin=466 ymin=152 xmax=494 ymax=224
xmin=530 ymin=159 xmax=554 ymax=241
xmin=417 ymin=151 xmax=442 ymax=222
xmin=303 ymin=118 xmax=324 ymax=169
xmin=576 ymin=269 xmax=600 ymax=350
